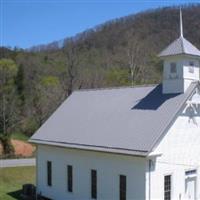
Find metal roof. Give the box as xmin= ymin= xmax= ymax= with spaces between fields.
xmin=159 ymin=36 xmax=200 ymax=58
xmin=30 ymin=82 xmax=198 ymax=156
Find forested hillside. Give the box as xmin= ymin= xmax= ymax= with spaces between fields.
xmin=0 ymin=4 xmax=200 ymax=153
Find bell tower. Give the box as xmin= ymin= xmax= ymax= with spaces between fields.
xmin=159 ymin=9 xmax=200 ymax=94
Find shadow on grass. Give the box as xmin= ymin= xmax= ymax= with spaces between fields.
xmin=8 ymin=190 xmax=36 ymax=200
xmin=7 ymin=190 xmax=22 ymax=200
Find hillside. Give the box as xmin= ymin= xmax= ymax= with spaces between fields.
xmin=0 ymin=4 xmax=200 ymax=142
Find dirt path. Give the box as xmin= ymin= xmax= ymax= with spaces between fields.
xmin=0 ymin=139 xmax=35 ymax=157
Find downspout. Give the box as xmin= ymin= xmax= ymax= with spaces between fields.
xmin=148 ymin=159 xmax=151 ymax=200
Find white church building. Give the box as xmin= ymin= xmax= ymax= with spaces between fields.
xmin=30 ymin=10 xmax=200 ymax=200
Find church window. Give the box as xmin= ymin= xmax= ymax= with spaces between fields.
xmin=47 ymin=161 xmax=52 ymax=186
xmin=189 ymin=61 xmax=194 ymax=73
xmin=91 ymin=169 xmax=97 ymax=199
xmin=67 ymin=165 xmax=73 ymax=192
xmin=170 ymin=62 xmax=177 ymax=73
xmin=120 ymin=175 xmax=126 ymax=200
xmin=164 ymin=175 xmax=171 ymax=200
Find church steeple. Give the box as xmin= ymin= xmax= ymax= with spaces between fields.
xmin=159 ymin=9 xmax=200 ymax=58
xmin=180 ymin=8 xmax=183 ymax=37
xmin=158 ymin=9 xmax=200 ymax=94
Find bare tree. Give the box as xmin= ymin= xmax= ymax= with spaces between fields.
xmin=126 ymin=32 xmax=145 ymax=86
xmin=62 ymin=39 xmax=80 ymax=97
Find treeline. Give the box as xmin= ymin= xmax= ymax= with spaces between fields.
xmin=0 ymin=4 xmax=200 ymax=154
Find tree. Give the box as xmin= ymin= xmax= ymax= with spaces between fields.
xmin=15 ymin=64 xmax=25 ymax=104
xmin=0 ymin=59 xmax=18 ymax=154
xmin=126 ymin=32 xmax=147 ymax=86
xmin=33 ymin=76 xmax=62 ymax=126
xmin=63 ymin=39 xmax=80 ymax=97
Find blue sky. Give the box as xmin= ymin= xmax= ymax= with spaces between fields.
xmin=1 ymin=0 xmax=198 ymax=49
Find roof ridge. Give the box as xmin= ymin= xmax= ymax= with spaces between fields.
xmin=74 ymin=84 xmax=158 ymax=92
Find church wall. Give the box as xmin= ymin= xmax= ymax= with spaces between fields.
xmin=147 ymin=95 xmax=200 ymax=200
xmin=162 ymin=56 xmax=200 ymax=93
xmin=183 ymin=58 xmax=200 ymax=92
xmin=36 ymin=145 xmax=146 ymax=200
xmin=162 ymin=56 xmax=184 ymax=94
xmin=183 ymin=59 xmax=200 ymax=81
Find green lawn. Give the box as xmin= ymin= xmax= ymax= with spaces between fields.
xmin=0 ymin=166 xmax=35 ymax=200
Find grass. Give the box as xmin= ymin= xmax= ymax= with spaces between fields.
xmin=0 ymin=166 xmax=35 ymax=200
xmin=11 ymin=133 xmax=29 ymax=141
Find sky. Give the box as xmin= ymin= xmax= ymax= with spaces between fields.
xmin=1 ymin=0 xmax=199 ymax=49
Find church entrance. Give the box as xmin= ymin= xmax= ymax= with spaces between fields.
xmin=185 ymin=176 xmax=197 ymax=200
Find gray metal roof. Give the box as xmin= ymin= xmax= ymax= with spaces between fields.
xmin=30 ymin=82 xmax=198 ymax=156
xmin=159 ymin=36 xmax=200 ymax=57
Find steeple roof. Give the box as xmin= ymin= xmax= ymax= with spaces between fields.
xmin=158 ymin=36 xmax=200 ymax=57
xmin=159 ymin=8 xmax=200 ymax=58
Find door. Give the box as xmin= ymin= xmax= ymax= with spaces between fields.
xmin=185 ymin=177 xmax=196 ymax=200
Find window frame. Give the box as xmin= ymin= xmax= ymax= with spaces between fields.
xmin=184 ymin=169 xmax=197 ymax=198
xmin=91 ymin=169 xmax=97 ymax=199
xmin=119 ymin=175 xmax=126 ymax=200
xmin=185 ymin=168 xmax=197 ymax=177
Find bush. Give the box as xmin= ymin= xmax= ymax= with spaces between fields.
xmin=0 ymin=134 xmax=14 ymax=155
xmin=21 ymin=118 xmax=38 ymax=136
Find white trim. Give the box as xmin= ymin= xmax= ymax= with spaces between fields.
xmin=36 ymin=146 xmax=39 ymax=198
xmin=29 ymin=139 xmax=147 ymax=157
xmin=185 ymin=168 xmax=197 ymax=178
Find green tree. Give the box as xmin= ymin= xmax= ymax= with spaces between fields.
xmin=33 ymin=76 xmax=62 ymax=126
xmin=15 ymin=64 xmax=25 ymax=104
xmin=106 ymin=68 xmax=130 ymax=86
xmin=0 ymin=59 xmax=18 ymax=154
